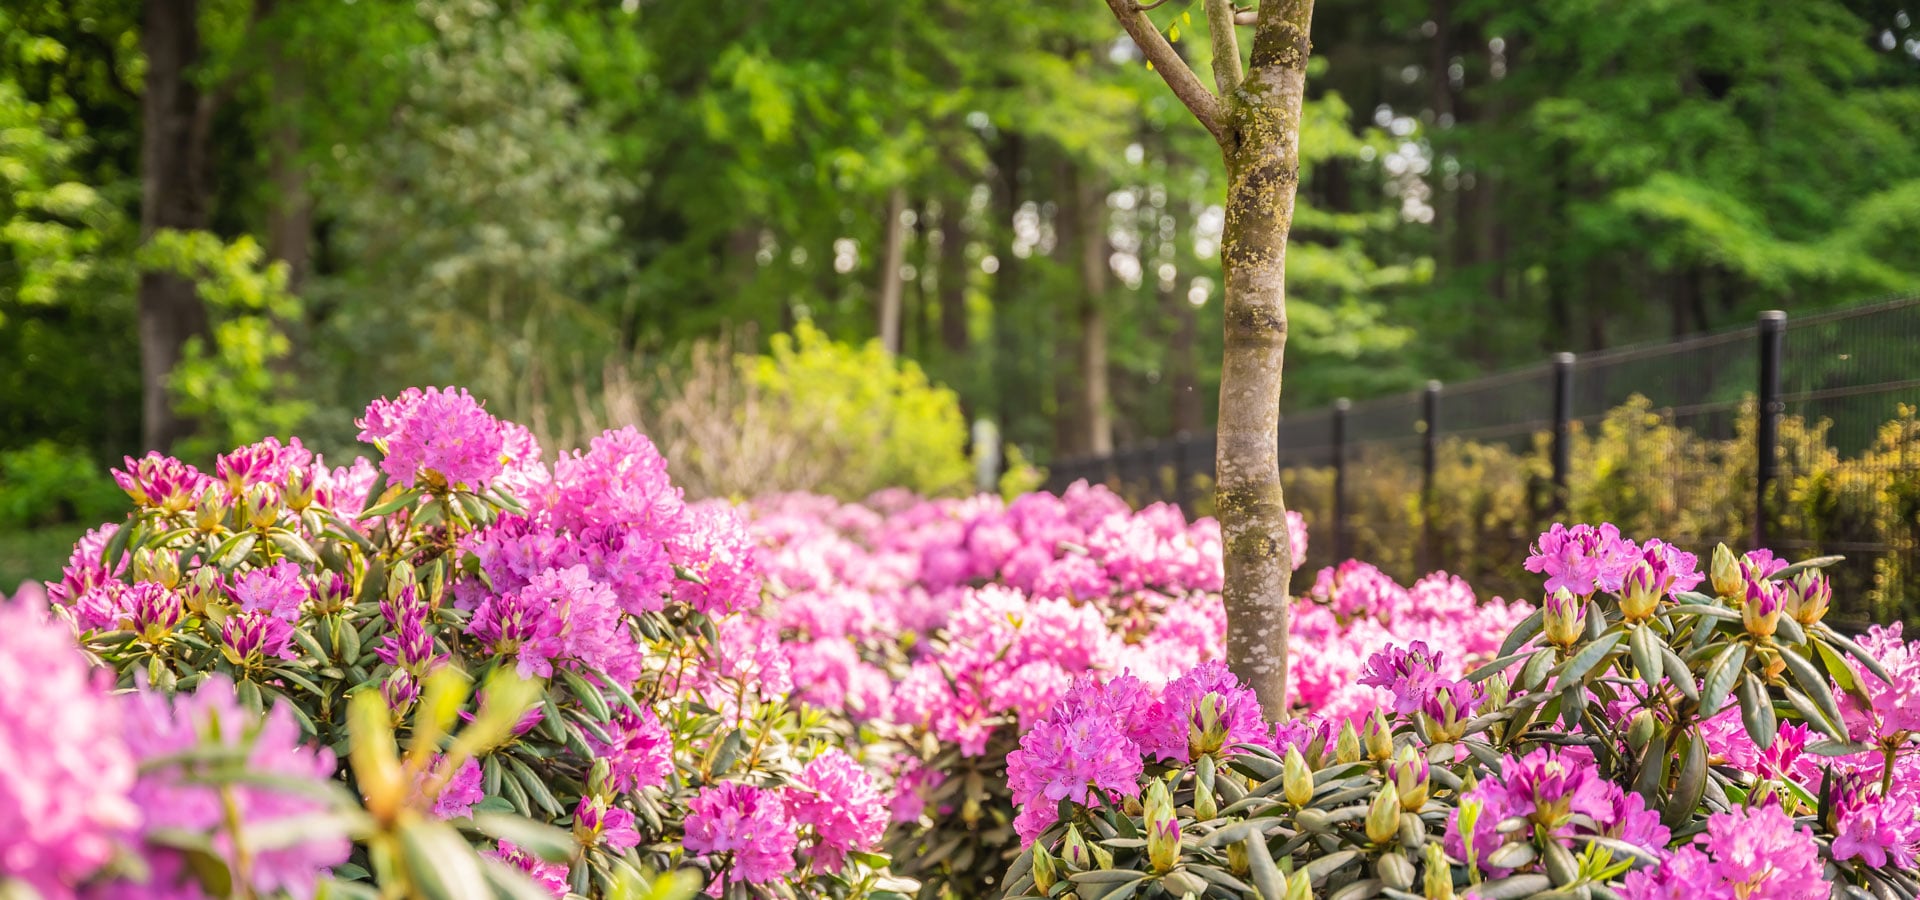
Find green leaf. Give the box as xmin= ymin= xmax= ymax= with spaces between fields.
xmin=243 ymin=811 xmax=366 ymax=850
xmin=268 ymin=530 xmax=321 ymax=565
xmin=1699 ymin=643 xmax=1746 ymax=718
xmin=1663 ymin=730 xmax=1706 ymax=829
xmin=505 ymin=755 xmax=563 ymax=816
xmin=399 ymin=818 xmax=492 ymax=900
xmin=1776 ymin=645 xmax=1844 ymax=732
xmin=1819 ymin=627 xmax=1893 ymax=686
xmin=216 ymin=532 xmax=259 ymax=567
xmin=1737 ymin=671 xmax=1776 ymax=747
xmin=1555 ymin=631 xmax=1624 ymax=684
xmin=1768 ymin=556 xmax=1845 ymax=581
xmin=1782 ymin=686 xmax=1847 ymax=742
xmin=1243 ymin=834 xmax=1289 ymax=900
xmin=358 ymin=487 xmax=423 ymax=520
xmin=1629 ymin=625 xmax=1664 ymax=689
xmin=1661 ymin=645 xmax=1699 ymax=701
xmin=469 ymin=812 xmax=576 ymax=862
xmin=1499 ymin=608 xmax=1545 ymax=658
xmin=558 ymin=667 xmax=612 ymax=722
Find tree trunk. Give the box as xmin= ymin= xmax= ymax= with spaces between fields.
xmin=1165 ymin=272 xmax=1202 ymax=436
xmin=936 ymin=203 xmax=970 ymax=354
xmin=1077 ymin=174 xmax=1113 ymax=456
xmin=877 ymin=186 xmax=908 ymax=354
xmin=265 ymin=51 xmax=312 ymax=293
xmin=138 ymin=0 xmax=215 ymax=452
xmin=1212 ymin=0 xmax=1316 ymax=718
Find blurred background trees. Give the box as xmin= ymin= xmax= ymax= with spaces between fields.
xmin=2 ymin=0 xmax=1918 ymax=513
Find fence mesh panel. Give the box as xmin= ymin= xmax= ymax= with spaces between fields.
xmin=1044 ymin=297 xmax=1920 ymax=626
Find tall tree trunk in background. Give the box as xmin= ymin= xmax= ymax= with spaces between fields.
xmin=1052 ymin=161 xmax=1086 ymax=457
xmin=1102 ymin=0 xmax=1314 ymax=717
xmin=877 ymin=186 xmax=908 ymax=354
xmin=265 ymin=31 xmax=312 ymax=293
xmin=1164 ymin=275 xmax=1202 ymax=435
xmin=1077 ymin=174 xmax=1113 ymax=456
xmin=138 ymin=0 xmax=215 ymax=451
xmin=936 ymin=204 xmax=970 ymax=354
xmin=990 ymin=135 xmax=1026 ymax=435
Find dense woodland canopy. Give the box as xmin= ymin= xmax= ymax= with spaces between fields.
xmin=3 ymin=0 xmax=1919 ymax=468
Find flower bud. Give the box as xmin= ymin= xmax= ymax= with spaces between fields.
xmin=1365 ymin=709 xmax=1395 ymax=761
xmin=1626 ymin=709 xmax=1657 ymax=752
xmin=193 ymin=488 xmax=227 ymax=533
xmin=1283 ymin=870 xmax=1313 ymax=900
xmin=1390 ymin=746 xmax=1430 ymax=809
xmin=588 ymin=758 xmax=613 ymax=798
xmin=183 ymin=566 xmax=221 ymax=616
xmin=1283 ymin=746 xmax=1316 ymax=808
xmin=1193 ymin=779 xmax=1218 ymax=821
xmin=1710 ymin=543 xmax=1744 ymax=597
xmin=1366 ymin=780 xmax=1403 ymax=845
xmin=1032 ymin=841 xmax=1059 ymax=892
xmin=1061 ymin=825 xmax=1092 ymax=871
xmin=1190 ymin=692 xmax=1227 ymax=757
xmin=1743 ymin=579 xmax=1783 ymax=639
xmin=313 ymin=571 xmax=353 ymax=615
xmin=1542 ymin=588 xmax=1587 ymax=648
xmin=284 ymin=465 xmax=318 ymax=512
xmin=1620 ymin=560 xmax=1661 ymax=621
xmin=129 ymin=583 xmax=184 ymax=643
xmin=1481 ymin=672 xmax=1510 ymax=711
xmin=243 ymin=483 xmax=279 ymax=531
xmin=1419 ymin=679 xmax=1480 ymax=744
xmin=1225 ymin=839 xmax=1249 ymax=876
xmin=1145 ymin=785 xmax=1180 ymax=873
xmin=1423 ymin=842 xmax=1455 ymax=900
xmin=1334 ymin=720 xmax=1363 ymax=765
xmin=383 ymin=668 xmax=420 ymax=713
xmin=1786 ymin=571 xmax=1831 ymax=626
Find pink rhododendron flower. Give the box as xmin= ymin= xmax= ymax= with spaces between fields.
xmin=1526 ymin=522 xmax=1640 ymax=596
xmin=784 ymin=750 xmax=888 ymax=872
xmin=0 ymin=602 xmax=137 ymax=898
xmin=1623 ymin=804 xmax=1824 ymax=900
xmin=487 ymin=841 xmax=570 ymax=897
xmin=682 ymin=782 xmax=798 ymax=886
xmin=587 ymin=706 xmax=675 ymax=794
xmin=358 ymin=386 xmax=508 ymax=489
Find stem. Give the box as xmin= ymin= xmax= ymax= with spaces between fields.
xmin=220 ymin=783 xmax=255 ymax=899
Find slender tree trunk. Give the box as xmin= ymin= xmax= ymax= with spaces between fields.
xmin=990 ymin=135 xmax=1026 ymax=434
xmin=1216 ymin=0 xmax=1313 ymax=717
xmin=1052 ymin=161 xmax=1086 ymax=457
xmin=877 ymin=186 xmax=908 ymax=354
xmin=936 ymin=203 xmax=970 ymax=354
xmin=1165 ymin=273 xmax=1202 ymax=436
xmin=266 ymin=56 xmax=312 ymax=293
xmin=1077 ymin=174 xmax=1113 ymax=456
xmin=138 ymin=0 xmax=215 ymax=452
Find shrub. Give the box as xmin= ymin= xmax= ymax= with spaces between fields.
xmin=9 ymin=388 xmax=910 ymax=899
xmin=554 ymin=324 xmax=974 ymax=502
xmin=0 ymin=441 xmax=125 ymax=529
xmin=994 ymin=527 xmax=1920 ymax=900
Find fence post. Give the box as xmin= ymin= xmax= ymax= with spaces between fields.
xmin=1173 ymin=433 xmax=1194 ymax=515
xmin=1332 ymin=398 xmax=1350 ymax=561
xmin=1421 ymin=380 xmax=1441 ymax=572
xmin=1755 ymin=310 xmax=1786 ymax=550
xmin=1551 ymin=353 xmax=1575 ymax=517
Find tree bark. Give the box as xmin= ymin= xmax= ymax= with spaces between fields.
xmin=877 ymin=186 xmax=908 ymax=354
xmin=138 ymin=0 xmax=215 ymax=452
xmin=1215 ymin=0 xmax=1315 ymax=718
xmin=1077 ymin=174 xmax=1113 ymax=456
xmin=935 ymin=203 xmax=970 ymax=354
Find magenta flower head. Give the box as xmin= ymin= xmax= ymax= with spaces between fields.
xmin=783 ymin=749 xmax=889 ymax=873
xmin=682 ymin=782 xmax=799 ymax=886
xmin=312 ymin=571 xmax=353 ymax=615
xmin=127 ymin=581 xmax=184 ymax=642
xmin=0 ymin=601 xmax=138 ymax=896
xmin=220 ymin=609 xmax=296 ymax=666
xmin=375 ymin=605 xmax=441 ymax=675
xmin=215 ymin=436 xmax=310 ymax=496
xmin=1542 ymin=587 xmax=1587 ymax=647
xmin=1494 ymin=747 xmax=1611 ymax=833
xmin=113 ymin=452 xmax=209 ymax=513
xmin=487 ymin=841 xmax=569 ymax=897
xmin=1419 ymin=678 xmax=1483 ymax=743
xmin=1525 ymin=522 xmax=1639 ymax=596
xmin=383 ymin=669 xmax=420 ymax=713
xmin=357 ymin=386 xmax=507 ymax=490
xmin=1357 ymin=641 xmax=1446 ymax=715
xmin=572 ymin=796 xmax=641 ymax=853
xmin=586 ymin=706 xmax=674 ymax=795
xmin=1743 ymin=578 xmax=1784 ymax=639
xmin=1619 ymin=561 xmax=1661 ymax=621
xmin=1784 ymin=570 xmax=1832 ymax=625
xmin=231 ymin=561 xmax=309 ymax=622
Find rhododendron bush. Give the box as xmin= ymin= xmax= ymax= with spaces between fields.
xmin=11 ymin=387 xmax=1920 ymax=900
xmin=995 ymin=525 xmax=1920 ymax=900
xmin=3 ymin=387 xmax=904 ymax=900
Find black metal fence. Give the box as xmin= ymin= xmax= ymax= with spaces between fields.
xmin=1047 ymin=297 xmax=1920 ymax=626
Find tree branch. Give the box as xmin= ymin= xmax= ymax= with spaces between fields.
xmin=1101 ymin=0 xmax=1229 ymax=144
xmin=1204 ymin=0 xmax=1244 ymax=97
